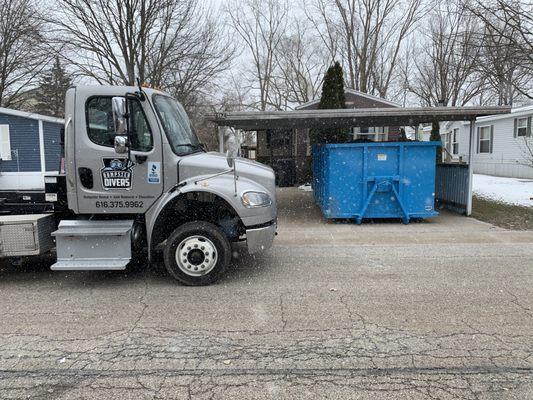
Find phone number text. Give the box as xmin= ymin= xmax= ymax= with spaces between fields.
xmin=95 ymin=201 xmax=144 ymax=208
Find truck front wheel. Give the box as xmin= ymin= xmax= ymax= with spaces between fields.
xmin=163 ymin=221 xmax=231 ymax=285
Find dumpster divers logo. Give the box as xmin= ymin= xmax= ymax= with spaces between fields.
xmin=100 ymin=158 xmax=135 ymax=190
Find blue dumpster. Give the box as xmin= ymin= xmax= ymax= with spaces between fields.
xmin=312 ymin=142 xmax=439 ymax=224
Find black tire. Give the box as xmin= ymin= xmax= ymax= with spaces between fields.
xmin=163 ymin=221 xmax=231 ymax=285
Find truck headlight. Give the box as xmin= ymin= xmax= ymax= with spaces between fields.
xmin=241 ymin=191 xmax=271 ymax=208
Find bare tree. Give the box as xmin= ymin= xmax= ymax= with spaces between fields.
xmin=392 ymin=39 xmax=417 ymax=106
xmin=305 ymin=0 xmax=423 ymax=97
xmin=52 ymin=0 xmax=185 ymax=85
xmin=466 ymin=0 xmax=533 ymax=102
xmin=226 ymin=0 xmax=288 ymax=110
xmin=476 ymin=19 xmax=530 ymax=105
xmin=51 ymin=0 xmax=235 ymax=104
xmin=0 ymin=0 xmax=47 ymax=107
xmin=270 ymin=21 xmax=329 ymax=108
xmin=147 ymin=8 xmax=236 ymax=108
xmin=218 ymin=75 xmax=256 ymax=112
xmin=406 ymin=1 xmax=483 ymax=106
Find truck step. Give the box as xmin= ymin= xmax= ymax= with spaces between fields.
xmin=52 ymin=220 xmax=134 ymax=237
xmin=51 ymin=219 xmax=134 ymax=271
xmin=51 ymin=259 xmax=129 ymax=271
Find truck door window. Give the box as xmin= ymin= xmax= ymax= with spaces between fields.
xmin=86 ymin=96 xmax=153 ymax=152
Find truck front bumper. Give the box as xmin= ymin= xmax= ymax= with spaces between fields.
xmin=246 ymin=221 xmax=277 ymax=254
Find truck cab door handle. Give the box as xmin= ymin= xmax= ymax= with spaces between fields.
xmin=135 ymin=155 xmax=148 ymax=164
xmin=78 ymin=167 xmax=93 ymax=189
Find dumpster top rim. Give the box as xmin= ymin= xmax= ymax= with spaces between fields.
xmin=316 ymin=141 xmax=441 ymax=148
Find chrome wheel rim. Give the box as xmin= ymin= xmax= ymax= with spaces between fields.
xmin=175 ymin=235 xmax=218 ymax=276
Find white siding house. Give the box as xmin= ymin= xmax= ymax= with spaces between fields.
xmin=441 ymin=105 xmax=533 ymax=179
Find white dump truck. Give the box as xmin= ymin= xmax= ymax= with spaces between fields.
xmin=0 ymin=85 xmax=277 ymax=285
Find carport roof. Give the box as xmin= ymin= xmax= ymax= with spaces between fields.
xmin=209 ymin=106 xmax=511 ymax=130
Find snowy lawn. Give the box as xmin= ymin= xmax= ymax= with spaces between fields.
xmin=473 ymin=174 xmax=533 ymax=207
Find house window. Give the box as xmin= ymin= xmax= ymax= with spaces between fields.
xmin=357 ymin=127 xmax=384 ymax=135
xmin=516 ymin=117 xmax=528 ymax=137
xmin=478 ymin=126 xmax=492 ymax=153
xmin=0 ymin=124 xmax=12 ymax=161
xmin=355 ymin=126 xmax=386 ymax=141
xmin=452 ymin=128 xmax=459 ymax=155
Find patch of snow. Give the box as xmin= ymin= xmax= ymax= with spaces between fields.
xmin=473 ymin=174 xmax=533 ymax=207
xmin=298 ymin=184 xmax=312 ymax=192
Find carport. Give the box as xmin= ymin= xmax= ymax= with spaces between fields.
xmin=210 ymin=106 xmax=510 ymax=215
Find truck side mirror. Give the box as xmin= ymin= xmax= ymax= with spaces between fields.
xmin=114 ymin=135 xmax=129 ymax=154
xmin=112 ymin=97 xmax=127 ymax=135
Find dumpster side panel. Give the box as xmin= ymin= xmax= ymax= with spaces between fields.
xmin=312 ymin=142 xmax=439 ymax=222
xmin=320 ymin=147 xmax=329 ymax=214
xmin=312 ymin=146 xmax=326 ymax=210
xmin=366 ymin=145 xmax=399 ymax=176
xmin=403 ymin=144 xmax=437 ymax=216
xmin=326 ymin=146 xmax=364 ymax=218
xmin=364 ymin=145 xmax=403 ymax=218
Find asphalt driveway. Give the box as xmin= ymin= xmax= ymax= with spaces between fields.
xmin=0 ymin=188 xmax=532 ymax=399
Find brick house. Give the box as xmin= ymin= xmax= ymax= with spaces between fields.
xmin=256 ymin=89 xmax=401 ymax=186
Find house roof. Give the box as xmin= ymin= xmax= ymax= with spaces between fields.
xmin=295 ymin=88 xmax=401 ymax=109
xmin=0 ymin=107 xmax=64 ymax=125
xmin=443 ymin=104 xmax=533 ymax=128
xmin=476 ymin=104 xmax=533 ymax=123
xmin=210 ymin=106 xmax=511 ymax=130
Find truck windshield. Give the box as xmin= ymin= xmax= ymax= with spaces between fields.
xmin=153 ymin=94 xmax=202 ymax=155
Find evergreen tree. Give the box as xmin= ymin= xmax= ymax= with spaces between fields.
xmin=310 ymin=61 xmax=347 ymax=145
xmin=34 ymin=57 xmax=72 ymax=118
xmin=430 ymin=121 xmax=442 ymax=164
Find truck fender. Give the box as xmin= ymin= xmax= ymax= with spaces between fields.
xmin=145 ymin=181 xmax=243 ymax=261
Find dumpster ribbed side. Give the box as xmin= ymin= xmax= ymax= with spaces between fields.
xmin=312 ymin=142 xmax=440 ymax=223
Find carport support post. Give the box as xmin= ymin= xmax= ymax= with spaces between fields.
xmin=218 ymin=126 xmax=225 ymax=153
xmin=466 ymin=119 xmax=475 ymax=216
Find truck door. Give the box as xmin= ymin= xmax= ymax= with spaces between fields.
xmin=73 ymin=88 xmax=163 ymax=214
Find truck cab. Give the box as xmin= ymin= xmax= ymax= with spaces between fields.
xmin=2 ymin=85 xmax=277 ymax=285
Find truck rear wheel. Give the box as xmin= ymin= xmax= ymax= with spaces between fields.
xmin=163 ymin=221 xmax=231 ymax=285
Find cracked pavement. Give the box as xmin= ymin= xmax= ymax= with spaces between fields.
xmin=0 ymin=188 xmax=532 ymax=399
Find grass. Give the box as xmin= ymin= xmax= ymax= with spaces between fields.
xmin=471 ymin=196 xmax=533 ymax=230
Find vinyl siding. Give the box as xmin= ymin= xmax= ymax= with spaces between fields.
xmin=43 ymin=121 xmax=62 ymax=171
xmin=0 ymin=113 xmax=40 ymax=172
xmin=441 ymin=114 xmax=533 ymax=178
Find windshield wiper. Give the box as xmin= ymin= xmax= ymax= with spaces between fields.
xmin=179 ymin=143 xmax=202 ymax=149
xmin=177 ymin=143 xmax=205 ymax=155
